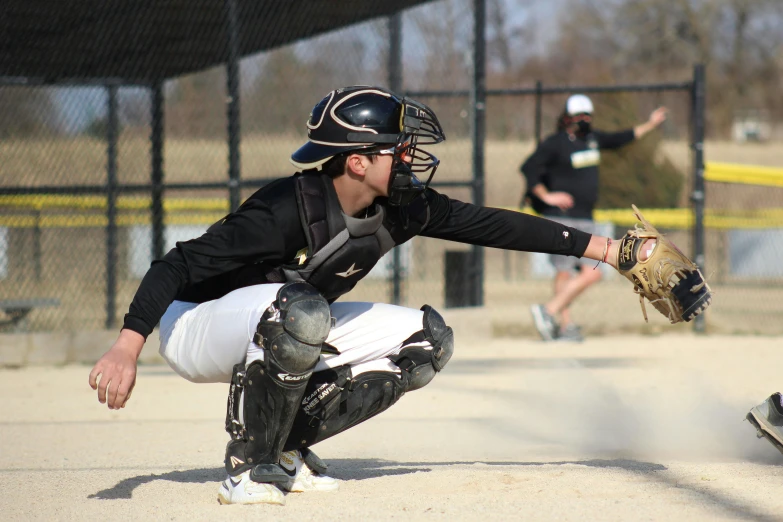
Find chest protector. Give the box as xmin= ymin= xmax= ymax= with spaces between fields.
xmin=270 ymin=172 xmax=428 ymax=301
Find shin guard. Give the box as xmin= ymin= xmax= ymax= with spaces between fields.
xmin=284 ymin=305 xmax=454 ymax=450
xmin=224 ymin=282 xmax=330 ymax=480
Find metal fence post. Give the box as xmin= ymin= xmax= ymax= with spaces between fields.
xmin=691 ymin=63 xmax=706 ymax=333
xmin=534 ymin=80 xmax=543 ymax=144
xmin=388 ymin=12 xmax=403 ymax=306
xmin=470 ymin=0 xmax=486 ymax=306
xmin=151 ymin=83 xmax=165 ymax=261
xmin=225 ymin=0 xmax=241 ymax=211
xmin=105 ymin=85 xmax=119 ymax=329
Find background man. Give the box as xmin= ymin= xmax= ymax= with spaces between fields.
xmin=522 ymin=94 xmax=668 ymax=342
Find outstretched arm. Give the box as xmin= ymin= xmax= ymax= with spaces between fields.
xmin=634 ymin=106 xmax=668 ymax=139
xmin=421 ymin=193 xmax=592 ymax=256
xmin=582 ymin=234 xmax=620 ymax=268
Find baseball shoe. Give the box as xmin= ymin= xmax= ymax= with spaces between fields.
xmin=558 ymin=323 xmax=584 ymax=342
xmin=279 ymin=449 xmax=340 ymax=492
xmin=530 ymin=304 xmax=559 ymax=341
xmin=747 ymin=392 xmax=783 ymax=456
xmin=217 ymin=469 xmax=286 ymax=505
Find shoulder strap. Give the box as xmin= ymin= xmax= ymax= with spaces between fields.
xmin=294 ymin=172 xmax=345 ymax=257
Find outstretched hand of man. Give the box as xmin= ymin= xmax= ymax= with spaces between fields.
xmin=634 ymin=106 xmax=668 ymax=139
xmin=89 ymin=329 xmax=145 ymax=409
xmin=648 ymin=106 xmax=668 ymax=127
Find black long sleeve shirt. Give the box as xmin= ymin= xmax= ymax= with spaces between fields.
xmin=123 ymin=176 xmax=592 ymax=338
xmin=521 ymin=129 xmax=635 ymax=219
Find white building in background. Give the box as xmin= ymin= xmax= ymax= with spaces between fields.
xmin=732 ymin=109 xmax=772 ymax=143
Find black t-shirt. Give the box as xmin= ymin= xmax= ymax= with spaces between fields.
xmin=521 ymin=129 xmax=635 ymax=219
xmin=123 ymin=174 xmax=593 ymax=338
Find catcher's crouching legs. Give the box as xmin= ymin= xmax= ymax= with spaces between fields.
xmin=223 ymin=282 xmax=331 ymax=483
xmin=283 ymin=305 xmax=455 ymax=450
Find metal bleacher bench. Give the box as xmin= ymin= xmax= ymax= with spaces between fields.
xmin=0 ymin=299 xmax=61 ymax=329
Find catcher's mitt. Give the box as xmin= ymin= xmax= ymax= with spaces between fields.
xmin=618 ymin=205 xmax=712 ymax=324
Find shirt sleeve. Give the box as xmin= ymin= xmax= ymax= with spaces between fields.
xmin=520 ymin=138 xmax=556 ymax=190
xmin=595 ymin=129 xmax=635 ymax=150
xmin=122 ymin=198 xmax=288 ymax=339
xmin=420 ymin=191 xmax=592 ymax=256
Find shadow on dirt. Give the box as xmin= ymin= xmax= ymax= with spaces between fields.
xmin=88 ymin=457 xmax=781 ymax=520
xmin=87 ymin=457 xmax=663 ymax=500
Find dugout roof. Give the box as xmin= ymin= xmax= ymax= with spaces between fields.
xmin=2 ymin=0 xmax=432 ymax=84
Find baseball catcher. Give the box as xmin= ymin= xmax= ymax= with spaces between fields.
xmin=88 ymin=85 xmax=711 ymax=506
xmin=523 ymin=94 xmax=669 ymax=341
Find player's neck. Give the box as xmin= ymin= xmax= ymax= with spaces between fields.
xmin=333 ymin=175 xmax=376 ymax=218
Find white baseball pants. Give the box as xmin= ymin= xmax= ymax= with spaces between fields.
xmin=158 ymin=283 xmax=430 ymax=384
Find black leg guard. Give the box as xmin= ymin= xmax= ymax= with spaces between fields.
xmin=283 ymin=305 xmax=455 ymax=451
xmin=223 ymin=282 xmax=331 ymax=481
xmin=284 ymin=366 xmax=406 ymax=451
xmin=390 ymin=305 xmax=454 ymax=391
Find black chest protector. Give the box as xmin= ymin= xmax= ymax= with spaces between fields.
xmin=268 ymin=173 xmax=429 ymax=301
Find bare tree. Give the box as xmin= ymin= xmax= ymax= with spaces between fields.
xmin=547 ymin=0 xmax=783 ymax=137
xmin=409 ymin=0 xmax=473 ymax=91
xmin=166 ymin=67 xmax=226 ymax=139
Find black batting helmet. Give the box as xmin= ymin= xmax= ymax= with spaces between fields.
xmin=291 ymin=86 xmax=446 ymax=207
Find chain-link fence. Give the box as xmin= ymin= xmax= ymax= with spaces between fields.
xmin=2 ymin=0 xmax=782 ymax=336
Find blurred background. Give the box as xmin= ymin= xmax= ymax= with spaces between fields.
xmin=1 ymin=0 xmax=782 ymax=339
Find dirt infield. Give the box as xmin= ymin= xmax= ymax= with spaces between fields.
xmin=2 ymin=327 xmax=783 ymax=521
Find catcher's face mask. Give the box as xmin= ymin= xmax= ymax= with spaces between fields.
xmin=386 ymin=98 xmax=445 ymax=207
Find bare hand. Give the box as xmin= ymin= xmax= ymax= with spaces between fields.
xmin=648 ymin=107 xmax=668 ymax=127
xmin=89 ymin=330 xmax=144 ymax=409
xmin=542 ymin=191 xmax=574 ymax=211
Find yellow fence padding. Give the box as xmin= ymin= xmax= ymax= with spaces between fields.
xmin=1 ymin=161 xmax=782 ymax=229
xmin=0 ymin=195 xmax=229 ymax=211
xmin=705 ymin=162 xmax=783 ymax=187
xmin=508 ymin=206 xmax=783 ymax=230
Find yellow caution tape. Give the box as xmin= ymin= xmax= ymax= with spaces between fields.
xmin=705 ymin=162 xmax=783 ymax=187
xmin=509 ymin=207 xmax=783 ymax=230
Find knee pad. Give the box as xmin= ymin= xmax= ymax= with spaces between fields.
xmin=390 ymin=305 xmax=454 ymax=392
xmin=253 ymin=281 xmax=332 ymax=376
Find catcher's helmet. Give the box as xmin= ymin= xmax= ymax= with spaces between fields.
xmin=291 ymin=86 xmax=445 ymax=207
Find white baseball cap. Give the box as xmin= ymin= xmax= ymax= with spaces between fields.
xmin=566 ymin=94 xmax=594 ymax=116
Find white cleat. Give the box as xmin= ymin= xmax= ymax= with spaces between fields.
xmin=279 ymin=450 xmax=340 ymax=492
xmin=747 ymin=392 xmax=783 ymax=455
xmin=217 ymin=469 xmax=286 ymax=505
